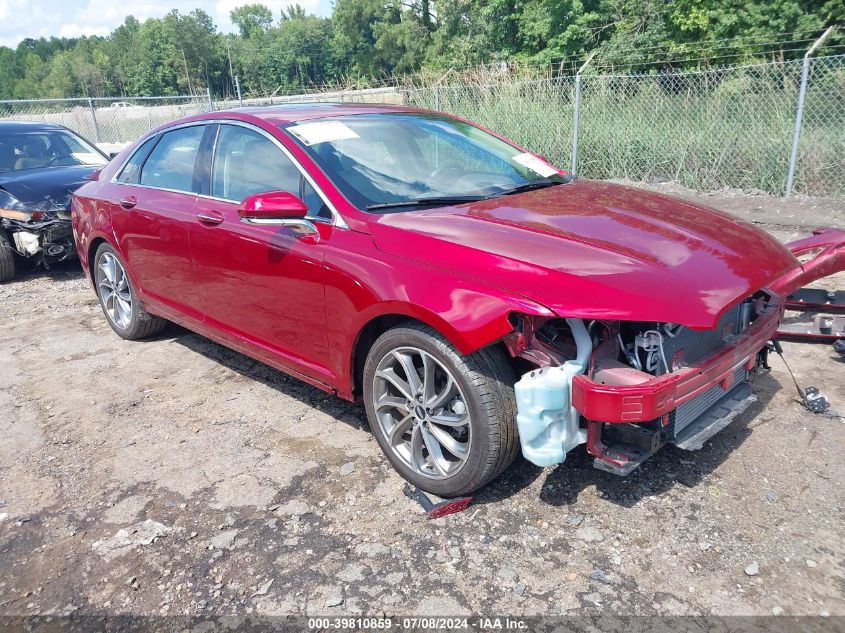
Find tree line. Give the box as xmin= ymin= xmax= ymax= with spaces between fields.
xmin=0 ymin=0 xmax=842 ymax=100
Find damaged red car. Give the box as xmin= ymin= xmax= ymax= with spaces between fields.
xmin=71 ymin=105 xmax=845 ymax=497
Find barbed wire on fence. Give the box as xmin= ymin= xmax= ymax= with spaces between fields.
xmin=1 ymin=55 xmax=843 ymax=197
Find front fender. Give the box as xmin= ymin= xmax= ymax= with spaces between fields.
xmin=322 ymin=230 xmax=554 ymax=399
xmin=338 ymin=291 xmax=551 ymax=400
xmin=352 ymin=291 xmax=551 ymax=357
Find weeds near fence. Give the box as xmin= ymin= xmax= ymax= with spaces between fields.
xmin=404 ymin=55 xmax=845 ymax=197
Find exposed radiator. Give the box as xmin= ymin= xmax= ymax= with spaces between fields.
xmin=675 ymin=366 xmax=749 ymax=434
xmin=660 ymin=302 xmax=745 ymax=371
xmin=660 ymin=300 xmax=752 ymax=434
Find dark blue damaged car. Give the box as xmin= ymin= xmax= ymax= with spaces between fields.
xmin=0 ymin=121 xmax=108 ymax=281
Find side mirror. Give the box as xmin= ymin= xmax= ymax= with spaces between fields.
xmin=239 ymin=191 xmax=309 ymax=224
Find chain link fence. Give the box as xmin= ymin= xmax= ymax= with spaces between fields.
xmin=403 ymin=55 xmax=845 ymax=197
xmin=576 ymin=63 xmax=801 ymax=194
xmin=798 ymin=56 xmax=845 ymax=196
xmin=0 ymin=95 xmax=212 ymax=150
xmin=1 ymin=56 xmax=842 ymax=197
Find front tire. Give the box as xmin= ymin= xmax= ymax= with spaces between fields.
xmin=363 ymin=323 xmax=518 ymax=497
xmin=94 ymin=243 xmax=166 ymax=340
xmin=0 ymin=231 xmax=16 ymax=282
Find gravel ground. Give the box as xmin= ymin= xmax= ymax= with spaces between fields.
xmin=0 ymin=187 xmax=843 ymax=620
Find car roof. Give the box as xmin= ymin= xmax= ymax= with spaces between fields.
xmin=0 ymin=121 xmax=67 ymax=133
xmin=213 ymin=102 xmax=428 ymax=126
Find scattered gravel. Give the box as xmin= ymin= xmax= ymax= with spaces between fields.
xmin=1 ymin=191 xmax=843 ymax=617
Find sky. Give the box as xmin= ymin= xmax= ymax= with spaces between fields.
xmin=0 ymin=0 xmax=334 ymax=48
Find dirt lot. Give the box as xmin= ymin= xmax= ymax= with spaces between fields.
xmin=1 ymin=186 xmax=843 ymax=621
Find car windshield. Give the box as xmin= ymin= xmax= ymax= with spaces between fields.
xmin=0 ymin=130 xmax=108 ymax=173
xmin=282 ymin=113 xmax=565 ymax=212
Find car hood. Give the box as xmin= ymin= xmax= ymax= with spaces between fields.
xmin=368 ymin=180 xmax=798 ymax=329
xmin=0 ymin=165 xmax=97 ymax=214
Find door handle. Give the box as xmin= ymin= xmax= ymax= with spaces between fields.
xmin=119 ymin=196 xmax=137 ymax=209
xmin=196 ymin=210 xmax=224 ymax=226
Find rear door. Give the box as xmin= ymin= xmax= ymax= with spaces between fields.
xmin=109 ymin=124 xmax=211 ymax=320
xmin=188 ymin=123 xmax=332 ymax=381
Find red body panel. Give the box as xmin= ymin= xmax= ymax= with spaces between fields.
xmin=189 ymin=197 xmax=332 ymax=382
xmin=71 ymin=105 xmax=841 ymax=407
xmin=769 ymin=227 xmax=845 ymax=297
xmin=110 ymin=187 xmax=205 ymax=319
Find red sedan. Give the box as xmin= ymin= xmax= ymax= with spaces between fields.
xmin=71 ymin=104 xmax=845 ymax=497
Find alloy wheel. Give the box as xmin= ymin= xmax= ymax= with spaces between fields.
xmin=97 ymin=252 xmax=132 ymax=330
xmin=372 ymin=346 xmax=471 ymax=480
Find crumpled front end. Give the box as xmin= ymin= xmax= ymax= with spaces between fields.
xmin=0 ymin=189 xmax=76 ymax=266
xmin=508 ymin=227 xmax=845 ymax=475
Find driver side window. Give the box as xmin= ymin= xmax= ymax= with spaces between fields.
xmin=212 ymin=125 xmax=331 ymax=220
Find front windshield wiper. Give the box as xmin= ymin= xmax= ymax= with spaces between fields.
xmin=365 ymin=176 xmax=575 ymax=211
xmin=492 ymin=177 xmax=570 ymax=197
xmin=366 ymin=195 xmax=487 ymax=211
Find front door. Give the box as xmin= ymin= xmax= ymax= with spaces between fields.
xmin=188 ymin=123 xmax=332 ymax=382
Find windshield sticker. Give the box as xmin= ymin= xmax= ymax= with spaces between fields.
xmin=287 ymin=121 xmax=360 ymax=146
xmin=512 ymin=152 xmax=558 ymax=178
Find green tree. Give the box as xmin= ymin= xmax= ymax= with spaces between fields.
xmin=0 ymin=0 xmax=841 ymax=99
xmin=107 ymin=16 xmax=141 ymax=95
xmin=332 ymin=0 xmax=428 ymax=76
xmin=0 ymin=47 xmax=17 ymax=99
xmin=233 ymin=10 xmax=336 ymax=95
xmin=231 ymin=3 xmax=274 ymax=39
xmin=13 ymin=52 xmax=48 ymax=98
xmin=124 ymin=18 xmax=180 ymax=95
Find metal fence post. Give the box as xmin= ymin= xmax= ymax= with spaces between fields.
xmin=570 ymin=76 xmax=582 ymax=176
xmin=206 ymin=87 xmax=214 ymax=111
xmin=433 ymin=67 xmax=454 ymax=112
xmin=570 ymin=52 xmax=595 ymax=177
xmin=87 ymin=96 xmax=101 ymax=143
xmin=785 ymin=27 xmax=833 ymax=198
xmin=235 ymin=76 xmax=243 ymax=107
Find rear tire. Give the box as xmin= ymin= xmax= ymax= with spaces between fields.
xmin=0 ymin=231 xmax=16 ymax=282
xmin=94 ymin=243 xmax=166 ymax=340
xmin=363 ymin=323 xmax=519 ymax=497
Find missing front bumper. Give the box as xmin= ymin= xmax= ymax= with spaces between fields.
xmin=3 ymin=218 xmax=76 ymax=263
xmin=671 ymin=381 xmax=757 ymax=450
xmin=591 ymin=379 xmax=757 ymax=475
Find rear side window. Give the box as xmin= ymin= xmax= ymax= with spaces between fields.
xmin=140 ymin=126 xmax=205 ymax=193
xmin=115 ymin=136 xmax=157 ymax=184
xmin=211 ymin=125 xmax=301 ymax=202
